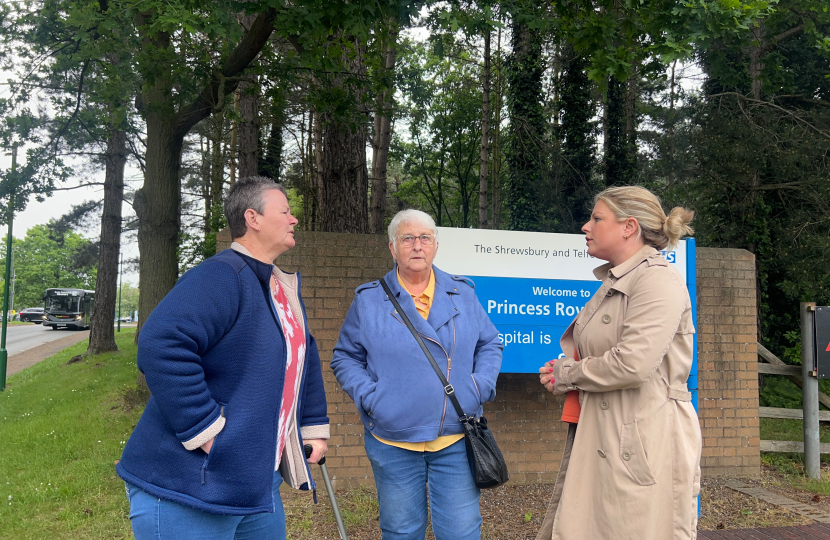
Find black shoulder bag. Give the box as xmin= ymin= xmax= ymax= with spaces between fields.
xmin=379 ymin=278 xmax=509 ymax=489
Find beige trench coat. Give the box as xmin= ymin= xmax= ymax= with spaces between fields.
xmin=536 ymin=245 xmax=701 ymax=540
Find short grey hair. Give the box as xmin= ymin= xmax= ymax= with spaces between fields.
xmin=387 ymin=209 xmax=438 ymax=244
xmin=224 ymin=176 xmax=287 ymax=239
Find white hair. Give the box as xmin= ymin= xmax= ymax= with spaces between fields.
xmin=387 ymin=209 xmax=438 ymax=244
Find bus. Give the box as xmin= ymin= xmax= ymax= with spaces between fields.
xmin=42 ymin=288 xmax=95 ymax=330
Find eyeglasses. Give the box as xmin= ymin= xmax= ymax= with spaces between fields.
xmin=397 ymin=234 xmax=436 ymax=247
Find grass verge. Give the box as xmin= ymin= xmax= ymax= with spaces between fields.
xmin=0 ymin=330 xmax=381 ymax=540
xmin=761 ymin=416 xmax=830 ymax=495
xmin=0 ymin=330 xmax=141 ymax=540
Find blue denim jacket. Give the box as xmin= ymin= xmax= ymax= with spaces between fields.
xmin=332 ymin=266 xmax=503 ymax=442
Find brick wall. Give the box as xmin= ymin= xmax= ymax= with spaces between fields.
xmin=696 ymin=248 xmax=760 ymax=477
xmin=217 ymin=231 xmax=760 ymax=484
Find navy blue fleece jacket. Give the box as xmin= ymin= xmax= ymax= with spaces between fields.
xmin=116 ymin=249 xmax=328 ymax=515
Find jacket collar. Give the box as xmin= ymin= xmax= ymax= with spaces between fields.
xmin=383 ymin=265 xmax=460 ymax=338
xmin=592 ymin=245 xmax=661 ymax=281
xmin=230 ymin=242 xmax=275 ymax=285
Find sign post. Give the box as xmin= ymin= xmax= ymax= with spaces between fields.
xmin=802 ymin=303 xmax=820 ymax=479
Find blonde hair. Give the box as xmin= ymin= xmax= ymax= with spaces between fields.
xmin=595 ymin=186 xmax=694 ymax=250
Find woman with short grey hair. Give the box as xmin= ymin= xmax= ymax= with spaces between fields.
xmin=333 ymin=209 xmax=503 ymax=540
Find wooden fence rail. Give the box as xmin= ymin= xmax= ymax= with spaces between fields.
xmin=757 ymin=343 xmax=829 ymax=454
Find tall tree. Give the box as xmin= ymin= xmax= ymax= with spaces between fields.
xmin=555 ymin=44 xmax=598 ymax=231
xmin=370 ymin=18 xmax=398 ymax=234
xmin=5 ymin=0 xmax=136 ymax=354
xmin=478 ymin=27 xmax=491 ymax=229
xmin=506 ymin=15 xmax=545 ymax=231
xmin=133 ymin=5 xmax=277 ymax=330
xmin=88 ymin=125 xmax=126 ymax=353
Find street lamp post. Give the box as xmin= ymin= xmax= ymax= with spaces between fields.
xmin=0 ymin=144 xmax=18 ymax=391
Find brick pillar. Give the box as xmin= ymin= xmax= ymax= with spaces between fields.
xmin=696 ymin=248 xmax=760 ymax=477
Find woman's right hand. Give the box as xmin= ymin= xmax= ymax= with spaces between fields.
xmin=539 ymin=361 xmax=556 ymax=393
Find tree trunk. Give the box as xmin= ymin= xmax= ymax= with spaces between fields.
xmin=746 ymin=19 xmax=766 ymax=340
xmin=370 ymin=22 xmax=397 ymax=234
xmin=667 ymin=61 xmax=676 ymax=184
xmin=237 ymin=76 xmax=259 ymax=178
xmin=491 ymin=26 xmax=503 ymax=230
xmin=624 ymin=67 xmax=638 ymax=174
xmin=235 ymin=6 xmax=259 ymax=179
xmin=87 ymin=128 xmax=126 ymax=355
xmin=135 ymin=117 xmax=183 ymax=333
xmin=313 ymin=110 xmax=323 ymax=230
xmin=479 ymin=29 xmax=491 ymax=229
xmin=506 ymin=18 xmax=545 ymax=231
xmin=604 ymin=76 xmax=634 ymax=185
xmin=201 ymin=136 xmax=212 ymax=237
xmin=558 ymin=44 xmax=597 ymax=231
xmin=320 ymin=114 xmax=369 ymax=233
xmin=260 ymin=111 xmax=283 ymax=181
xmin=229 ymin=92 xmax=239 ymax=184
xmin=210 ymin=114 xmax=225 ymax=227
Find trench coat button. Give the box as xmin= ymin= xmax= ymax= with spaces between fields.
xmin=369 ymin=421 xmax=374 ymax=427
xmin=597 ymin=450 xmax=606 ymax=458
xmin=602 ymin=314 xmax=612 ymax=324
xmin=600 ymin=401 xmax=609 ymax=410
xmin=454 ymin=288 xmax=458 ymax=291
xmin=622 ymin=451 xmax=631 ymax=461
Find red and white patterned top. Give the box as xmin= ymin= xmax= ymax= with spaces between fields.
xmin=271 ymin=274 xmax=306 ymax=469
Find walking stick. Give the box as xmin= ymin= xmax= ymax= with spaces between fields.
xmin=304 ymin=444 xmax=348 ymax=540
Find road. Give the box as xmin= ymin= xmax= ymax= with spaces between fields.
xmin=2 ymin=323 xmax=88 ymax=356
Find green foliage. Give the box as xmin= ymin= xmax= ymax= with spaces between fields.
xmin=0 ymin=224 xmax=98 ymax=310
xmin=758 ymin=376 xmax=802 ymax=409
xmin=549 ymin=0 xmax=776 ymax=84
xmin=783 ymin=330 xmax=802 ymax=366
xmin=116 ymin=281 xmax=139 ymax=320
xmin=0 ymin=0 xmax=138 ymax=211
xmin=395 ymin=39 xmax=484 ymax=227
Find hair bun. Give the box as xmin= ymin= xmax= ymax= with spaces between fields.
xmin=663 ymin=207 xmax=694 ymax=248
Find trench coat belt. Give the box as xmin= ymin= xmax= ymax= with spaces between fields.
xmin=667 ymin=385 xmax=692 ymax=402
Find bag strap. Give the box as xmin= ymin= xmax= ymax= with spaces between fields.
xmin=379 ymin=277 xmax=468 ymax=421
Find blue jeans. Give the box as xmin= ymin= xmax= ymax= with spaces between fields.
xmin=365 ymin=429 xmax=482 ymax=540
xmin=126 ymin=471 xmax=286 ymax=540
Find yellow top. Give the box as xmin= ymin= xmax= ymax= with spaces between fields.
xmin=371 ymin=269 xmax=465 ymax=452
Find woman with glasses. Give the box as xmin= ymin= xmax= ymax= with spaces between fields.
xmin=332 ymin=209 xmax=503 ymax=540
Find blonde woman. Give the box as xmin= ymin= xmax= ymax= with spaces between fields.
xmin=537 ymin=186 xmax=700 ymax=540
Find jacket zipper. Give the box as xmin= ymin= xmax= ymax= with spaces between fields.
xmin=200 ymin=406 xmax=226 ymax=485
xmin=391 ymin=312 xmax=455 ymax=436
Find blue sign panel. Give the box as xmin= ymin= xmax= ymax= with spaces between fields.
xmin=433 ymin=227 xmax=693 ymax=374
xmin=467 ymin=276 xmax=601 ymax=372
